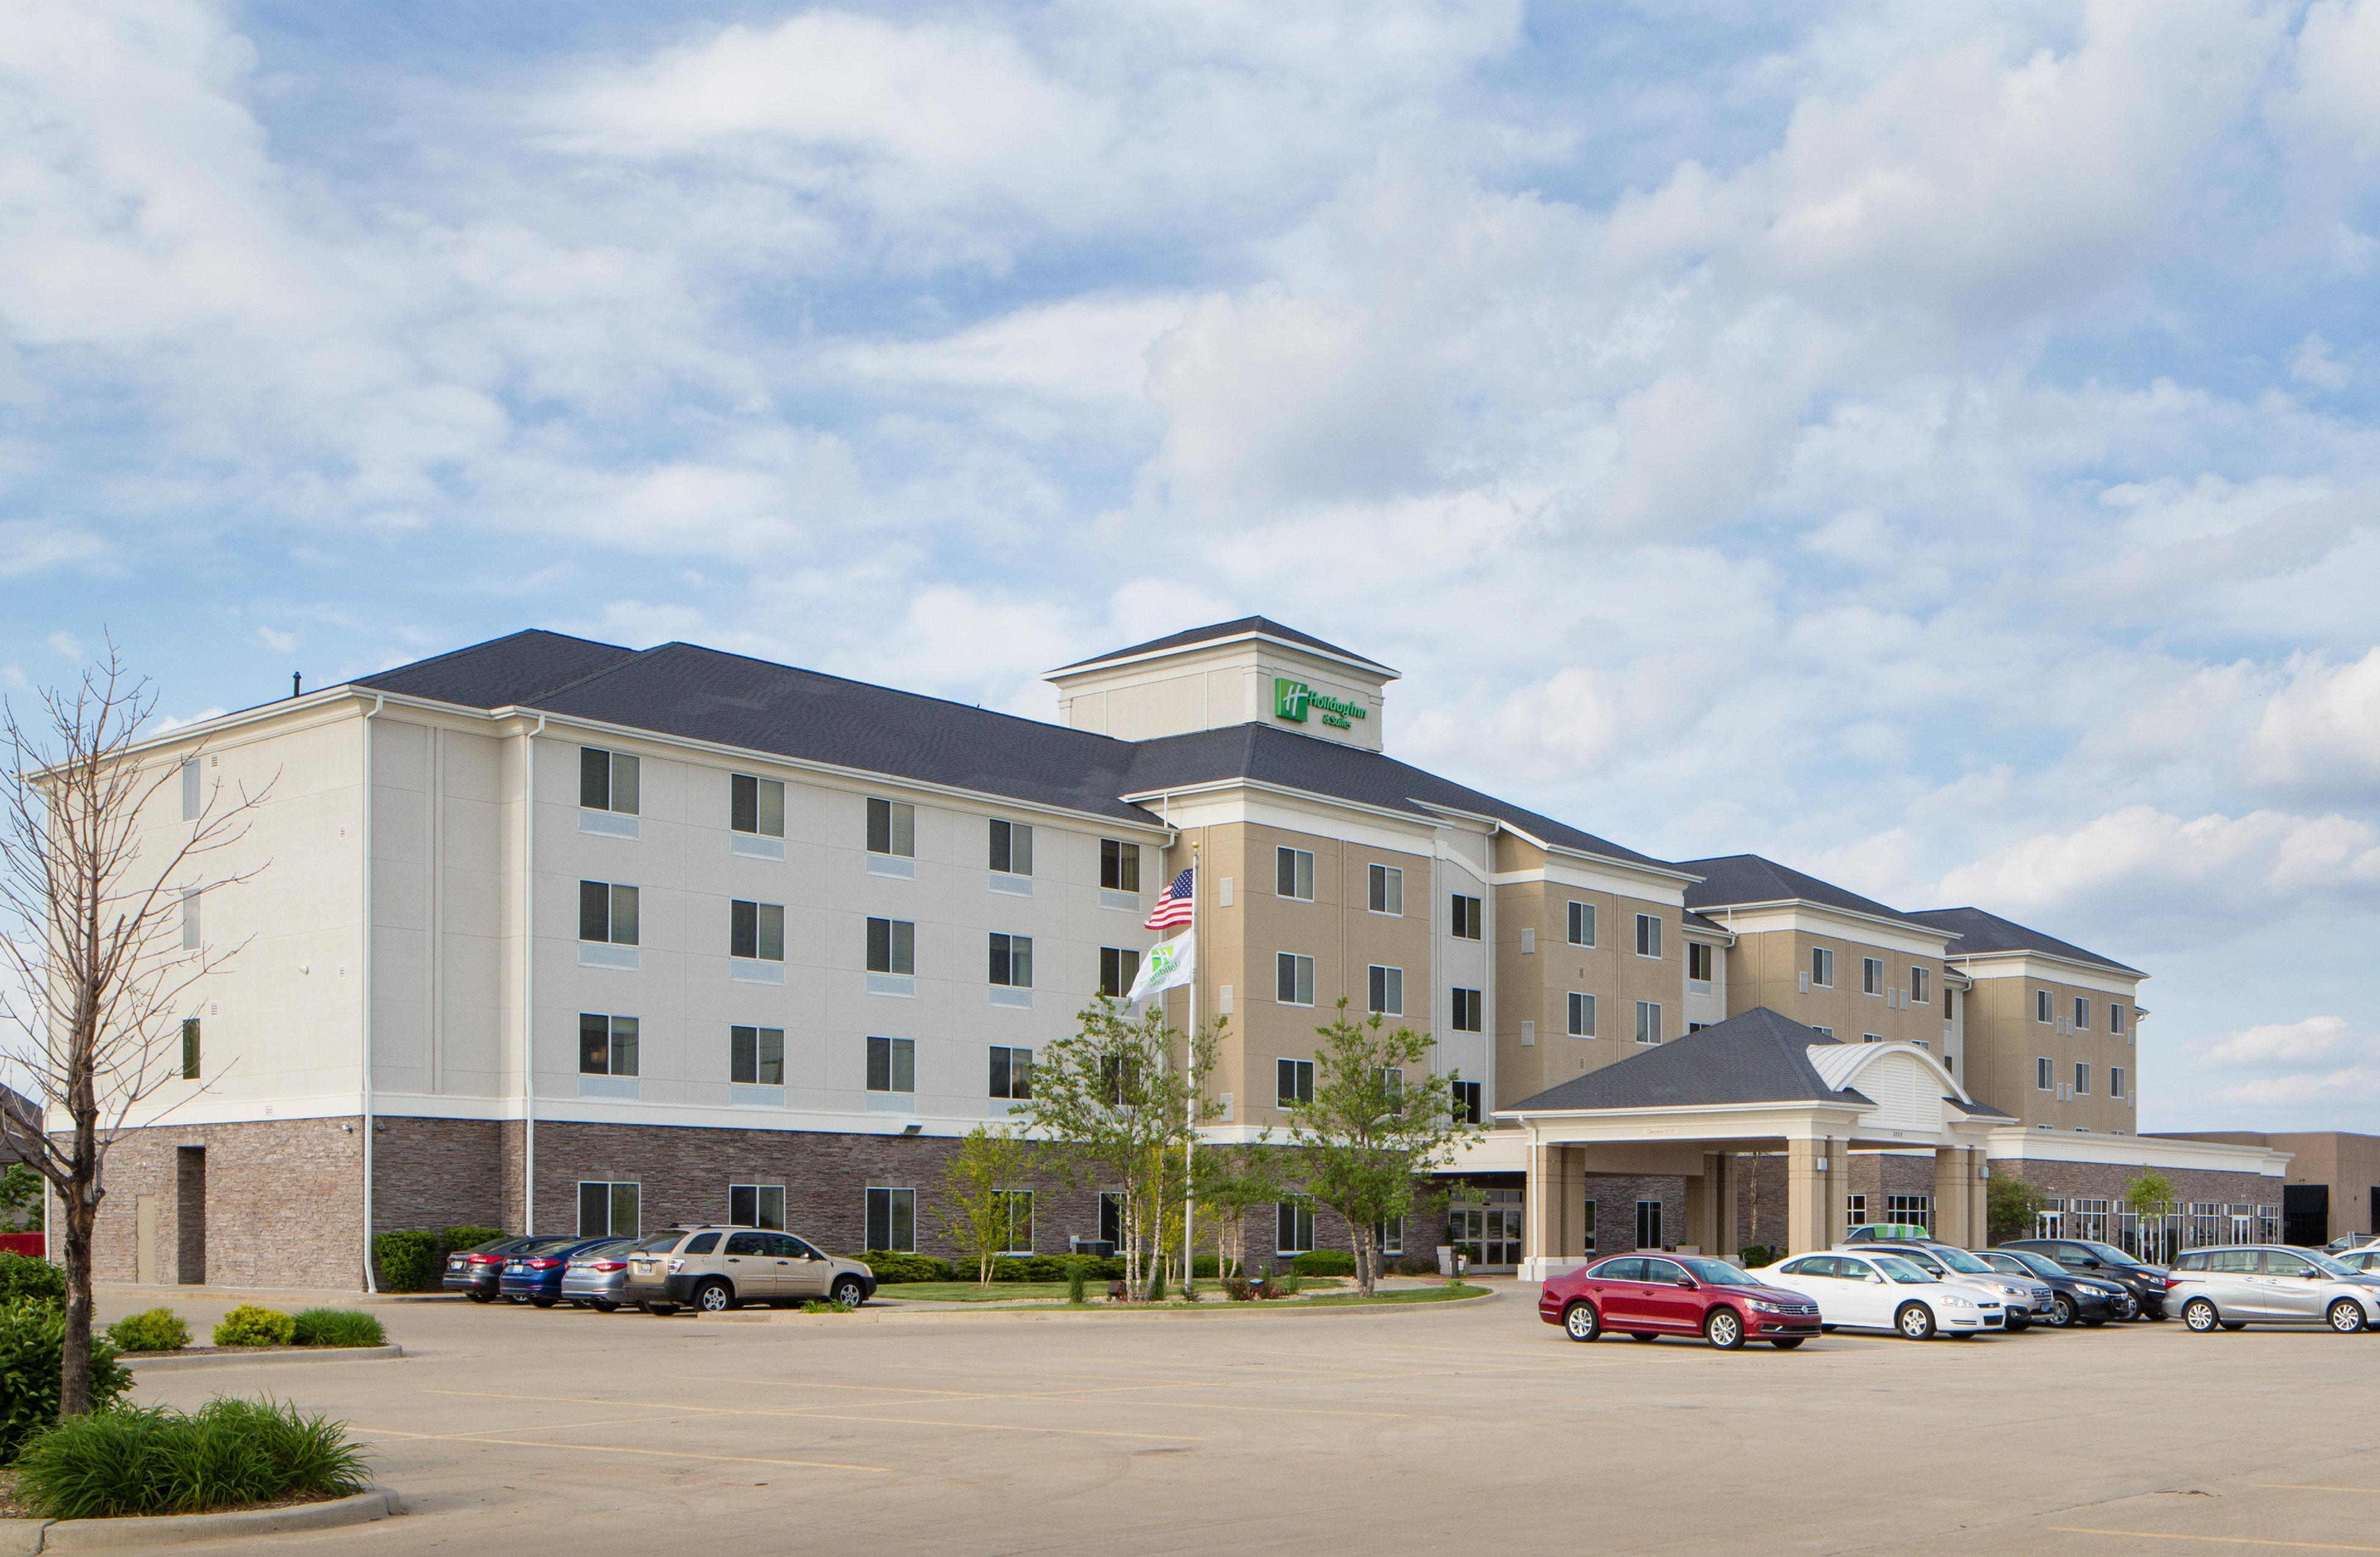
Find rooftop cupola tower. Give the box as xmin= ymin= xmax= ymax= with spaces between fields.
xmin=1046 ymin=616 xmax=1398 ymax=750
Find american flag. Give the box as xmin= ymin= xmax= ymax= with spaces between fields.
xmin=1144 ymin=867 xmax=1194 ymax=930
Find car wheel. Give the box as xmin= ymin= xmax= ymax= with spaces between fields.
xmin=1770 ymin=1337 xmax=1806 ymax=1350
xmin=1703 ymin=1309 xmax=1745 ymax=1350
xmin=590 ymin=1300 xmax=619 ymax=1313
xmin=692 ymin=1278 xmax=734 ymax=1313
xmin=1629 ymin=1332 xmax=1660 ymax=1343
xmin=2183 ymin=1297 xmax=2220 ymax=1332
xmin=1562 ymin=1302 xmax=1601 ymax=1343
xmin=645 ymin=1302 xmax=679 ymax=1316
xmin=2049 ymin=1295 xmax=2077 ymax=1327
xmin=530 ymin=1296 xmax=557 ymax=1309
xmin=466 ymin=1289 xmax=494 ymax=1303
xmin=1896 ymin=1302 xmax=1936 ymax=1341
xmin=831 ymin=1275 xmax=867 ymax=1308
xmin=2328 ymin=1299 xmax=2367 ymax=1334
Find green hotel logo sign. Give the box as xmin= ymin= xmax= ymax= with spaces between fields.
xmin=1274 ymin=678 xmax=1367 ymax=730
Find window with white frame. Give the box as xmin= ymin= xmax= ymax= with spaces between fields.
xmin=2037 ymin=1056 xmax=2053 ymax=1090
xmin=1567 ymin=991 xmax=1595 ymax=1038
xmin=1862 ymin=1033 xmax=1883 ymax=1044
xmin=1634 ymin=1000 xmax=1662 ymax=1046
xmin=1099 ymin=838 xmax=1140 ymax=892
xmin=730 ymin=1025 xmax=783 ymax=1085
xmin=988 ymin=932 xmax=1033 ymax=988
xmin=1276 ymin=1200 xmax=1315 ymax=1255
xmin=866 ymin=1036 xmax=915 ymax=1094
xmin=990 ymin=1044 xmax=1032 ymax=1099
xmin=1910 ymin=967 xmax=1930 ymax=1003
xmin=2072 ymin=996 xmax=2089 ymax=1030
xmin=988 ymin=818 xmax=1034 ymax=876
xmin=2109 ymin=1065 xmax=2126 ymax=1100
xmin=1810 ymin=946 xmax=1834 ymax=988
xmin=731 ymin=774 xmax=784 ymax=837
xmin=2110 ymin=1003 xmax=2127 ymax=1035
xmin=580 ymin=746 xmax=640 ymax=814
xmin=1367 ymin=964 xmax=1404 ymax=1016
xmin=866 ymin=1188 xmax=916 ymax=1252
xmin=580 ymin=881 xmax=638 ymax=945
xmin=1378 ymin=1217 xmax=1403 ymax=1256
xmin=998 ymin=1191 xmax=1034 ymax=1253
xmin=731 ymin=900 xmax=784 ymax=962
xmin=1635 ymin=1199 xmax=1663 ymax=1250
xmin=730 ymin=1184 xmax=786 ymax=1230
xmin=1568 ymin=901 xmax=1596 ymax=947
xmin=865 ymin=796 xmax=914 ymax=858
xmin=1450 ymin=987 xmax=1483 ymax=1032
xmin=578 ymin=1181 xmax=640 ymax=1237
xmin=1276 ymin=952 xmax=1315 ymax=1006
xmin=1451 ymin=1080 xmax=1482 ymax=1124
xmin=1451 ymin=894 xmax=1482 ymax=939
xmin=1862 ymin=957 xmax=1882 ymax=995
xmin=1635 ymin=913 xmax=1662 ymax=959
xmin=1276 ymin=1058 xmax=1314 ymax=1108
xmin=579 ymin=1013 xmax=638 ymax=1076
xmin=866 ymin=916 xmax=914 ymax=974
xmin=1688 ymin=942 xmax=1714 ymax=983
xmin=1276 ymin=847 xmax=1315 ymax=900
xmin=1845 ymin=1193 xmax=1868 ymax=1227
xmin=1367 ymin=863 xmax=1403 ymax=915
xmin=2036 ymin=988 xmax=2052 ymax=1023
xmin=1885 ymin=1194 xmax=1932 ymax=1232
xmin=1098 ymin=946 xmax=1140 ymax=998
xmin=2073 ymin=1062 xmax=2090 ymax=1096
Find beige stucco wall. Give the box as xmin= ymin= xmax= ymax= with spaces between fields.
xmin=1724 ymin=928 xmax=1951 ymax=1052
xmin=1960 ymin=966 xmax=2140 ymax=1132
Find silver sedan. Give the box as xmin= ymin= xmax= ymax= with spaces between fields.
xmin=558 ymin=1238 xmax=639 ymax=1311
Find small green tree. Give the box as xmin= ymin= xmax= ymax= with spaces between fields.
xmin=1017 ymin=998 xmax=1222 ymax=1300
xmin=1987 ymin=1172 xmax=2049 ymax=1244
xmin=1284 ymin=1003 xmax=1484 ymax=1295
xmin=2123 ymin=1169 xmax=2178 ymax=1255
xmin=0 ymin=1163 xmax=43 ymax=1231
xmin=938 ymin=1126 xmax=1034 ymax=1285
xmin=1192 ymin=1141 xmax=1282 ymax=1281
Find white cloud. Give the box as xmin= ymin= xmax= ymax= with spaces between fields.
xmin=2289 ymin=332 xmax=2352 ymax=390
xmin=2246 ymin=648 xmax=2380 ymax=805
xmin=2279 ymin=0 xmax=2380 ymax=161
xmin=2195 ymin=1014 xmax=2354 ymax=1067
xmin=44 ymin=632 xmax=82 ymax=660
xmin=251 ymin=626 xmax=296 ymax=655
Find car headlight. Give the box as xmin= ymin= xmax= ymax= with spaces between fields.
xmin=1942 ymin=1294 xmax=1976 ymax=1309
xmin=1748 ymin=1299 xmax=1783 ymax=1313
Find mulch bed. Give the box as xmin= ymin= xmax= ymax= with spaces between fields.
xmin=0 ymin=1466 xmax=30 ymax=1520
xmin=124 ymin=1343 xmax=376 ymax=1358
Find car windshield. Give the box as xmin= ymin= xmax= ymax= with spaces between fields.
xmin=2303 ymin=1250 xmax=2360 ymax=1278
xmin=571 ymin=1240 xmax=632 ymax=1261
xmin=519 ymin=1238 xmax=576 ymax=1255
xmin=2002 ymin=1250 xmax=2067 ymax=1281
xmin=2076 ymin=1241 xmax=2145 ymax=1267
xmin=629 ymin=1233 xmax=682 ymax=1254
xmin=1925 ymin=1247 xmax=1992 ymax=1274
xmin=1679 ymin=1258 xmax=1754 ymax=1286
xmin=1871 ymin=1255 xmax=1934 ymax=1284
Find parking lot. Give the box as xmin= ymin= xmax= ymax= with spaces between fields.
xmin=94 ymin=1281 xmax=2380 ymax=1555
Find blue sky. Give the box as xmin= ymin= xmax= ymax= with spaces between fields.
xmin=5 ymin=1 xmax=2380 ymax=1131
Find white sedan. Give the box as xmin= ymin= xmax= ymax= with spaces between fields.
xmin=1745 ymin=1250 xmax=2007 ymax=1340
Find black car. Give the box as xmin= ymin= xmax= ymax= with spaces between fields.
xmin=443 ymin=1235 xmax=548 ymax=1302
xmin=2001 ymin=1238 xmax=2170 ymax=1319
xmin=1974 ymin=1247 xmax=2132 ymax=1326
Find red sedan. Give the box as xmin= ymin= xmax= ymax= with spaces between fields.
xmin=1538 ymin=1253 xmax=1824 ymax=1350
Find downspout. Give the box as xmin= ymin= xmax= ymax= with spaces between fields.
xmin=523 ymin=713 xmax=546 ymax=1235
xmin=361 ymin=692 xmax=384 ymax=1293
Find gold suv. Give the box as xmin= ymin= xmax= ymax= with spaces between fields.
xmin=623 ymin=1226 xmax=876 ymax=1314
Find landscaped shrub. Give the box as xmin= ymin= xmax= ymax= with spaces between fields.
xmin=0 ymin=1250 xmax=64 ymax=1308
xmin=13 ymin=1395 xmax=370 ymax=1519
xmin=290 ymin=1309 xmax=385 ymax=1349
xmin=440 ymin=1227 xmax=504 ymax=1256
xmin=0 ymin=1298 xmax=131 ymax=1463
xmin=854 ymin=1250 xmax=956 ymax=1284
xmin=105 ymin=1309 xmax=191 ymax=1354
xmin=1066 ymin=1263 xmax=1088 ymax=1303
xmin=1292 ymin=1250 xmax=1356 ymax=1277
xmin=1737 ymin=1245 xmax=1776 ymax=1270
xmin=1394 ymin=1256 xmax=1439 ymax=1277
xmin=373 ymin=1230 xmax=440 ymax=1292
xmin=212 ymin=1306 xmax=296 ymax=1348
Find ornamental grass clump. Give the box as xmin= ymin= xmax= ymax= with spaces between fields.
xmin=212 ymin=1305 xmax=295 ymax=1348
xmin=13 ymin=1396 xmax=370 ymax=1519
xmin=289 ymin=1309 xmax=384 ymax=1349
xmin=104 ymin=1308 xmax=191 ymax=1354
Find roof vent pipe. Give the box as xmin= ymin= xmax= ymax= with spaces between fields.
xmin=292 ymin=672 xmax=303 ymax=698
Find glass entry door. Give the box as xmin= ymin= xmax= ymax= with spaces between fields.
xmin=1448 ymin=1189 xmax=1524 ymax=1269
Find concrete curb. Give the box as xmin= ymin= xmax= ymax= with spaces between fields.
xmin=709 ymin=1287 xmax=1498 ymax=1326
xmin=123 ymin=1344 xmax=404 ymax=1372
xmin=4 ymin=1487 xmax=399 ymax=1552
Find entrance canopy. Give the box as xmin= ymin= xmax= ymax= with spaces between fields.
xmin=1493 ymin=1008 xmax=2009 ymax=1277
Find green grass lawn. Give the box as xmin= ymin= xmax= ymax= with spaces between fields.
xmin=872 ymin=1281 xmax=1485 ymax=1309
xmin=876 ymin=1281 xmax=1078 ymax=1302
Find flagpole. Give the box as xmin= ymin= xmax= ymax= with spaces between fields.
xmin=1184 ymin=840 xmax=1198 ymax=1296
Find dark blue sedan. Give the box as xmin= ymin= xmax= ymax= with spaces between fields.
xmin=496 ymin=1236 xmax=621 ymax=1306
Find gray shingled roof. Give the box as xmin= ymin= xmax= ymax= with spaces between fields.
xmin=355 ymin=629 xmax=639 ymax=709
xmin=1681 ymin=853 xmax=1940 ymax=932
xmin=1050 ymin=616 xmax=1393 ymax=674
xmin=1905 ymin=906 xmax=2143 ymax=977
xmin=1504 ymin=1008 xmax=1874 ymax=1113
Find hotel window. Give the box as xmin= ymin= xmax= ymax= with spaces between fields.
xmin=180 ymin=888 xmax=201 ymax=951
xmin=1277 ymin=1058 xmax=1315 ymax=1108
xmin=731 ymin=900 xmax=785 ymax=962
xmin=1099 ymin=838 xmax=1140 ymax=892
xmin=180 ymin=1018 xmax=201 ymax=1080
xmin=1276 ymin=952 xmax=1315 ymax=1007
xmin=1451 ymin=1079 xmax=1482 ymax=1124
xmin=579 ymin=1014 xmax=639 ymax=1077
xmin=731 ymin=1025 xmax=784 ymax=1085
xmin=580 ymin=746 xmax=640 ymax=814
xmin=578 ymin=1181 xmax=640 ymax=1238
xmin=1945 ymin=988 xmax=1958 ymax=1021
xmin=1451 ymin=986 xmax=1483 ymax=1032
xmin=729 ymin=1185 xmax=786 ymax=1231
xmin=1581 ymin=1197 xmax=1598 ymax=1252
xmin=1568 ymin=901 xmax=1596 ymax=947
xmin=1367 ymin=965 xmax=1404 ymax=1016
xmin=2036 ymin=988 xmax=2052 ymax=1023
xmin=1377 ymin=1066 xmax=1404 ymax=1098
xmin=1910 ymin=967 xmax=1930 ymax=1003
xmin=865 ymin=1188 xmax=916 ymax=1252
xmin=865 ymin=796 xmax=914 ymax=858
xmin=2036 ymin=1056 xmax=2053 ymax=1091
xmin=1567 ymin=992 xmax=1595 ymax=1038
xmin=988 ymin=932 xmax=1033 ymax=988
xmin=579 ymin=882 xmax=638 ymax=946
xmin=988 ymin=818 xmax=1034 ymax=876
xmin=1635 ymin=1199 xmax=1663 ymax=1250
xmin=730 ymin=774 xmax=784 ymax=837
xmin=1845 ymin=1193 xmax=1868 ymax=1227
xmin=1634 ymin=913 xmax=1661 ymax=958
xmin=2110 ymin=1065 xmax=2126 ymax=1100
xmin=2110 ymin=1003 xmax=2127 ymax=1035
xmin=866 ymin=1036 xmax=915 ymax=1094
xmin=1862 ymin=957 xmax=1882 ymax=996
xmin=1367 ymin=864 xmax=1403 ymax=915
xmin=1276 ymin=1201 xmax=1315 ymax=1255
xmin=1276 ymin=846 xmax=1315 ymax=900
xmin=1635 ymin=1000 xmax=1663 ymax=1046
xmin=1378 ymin=1217 xmax=1404 ymax=1256
xmin=866 ymin=917 xmax=915 ymax=975
xmin=998 ymin=1191 xmax=1034 ymax=1253
xmin=1862 ymin=1033 xmax=1883 ymax=1044
xmin=2073 ymin=996 xmax=2089 ymax=1030
xmin=179 ymin=758 xmax=201 ymax=820
xmin=1451 ymin=894 xmax=1482 ymax=940
xmin=1885 ymin=1194 xmax=1932 ymax=1233
xmin=1811 ymin=1025 xmax=1833 ymax=1037
xmin=1687 ymin=943 xmax=1714 ymax=983
xmin=1099 ymin=1192 xmax=1126 ymax=1247
xmin=989 ymin=1044 xmax=1033 ymax=1099
xmin=1098 ymin=946 xmax=1140 ymax=998
xmin=2074 ymin=1063 xmax=2090 ymax=1096
xmin=1809 ymin=947 xmax=1834 ymax=988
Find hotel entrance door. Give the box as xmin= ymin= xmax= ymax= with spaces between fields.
xmin=1447 ymin=1189 xmax=1524 ymax=1269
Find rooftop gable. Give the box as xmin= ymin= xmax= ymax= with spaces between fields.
xmin=1504 ymin=1007 xmax=1870 ymax=1113
xmin=1904 ymin=905 xmax=2143 ymax=977
xmin=1679 ymin=853 xmax=1940 ymax=933
xmin=1049 ymin=616 xmax=1396 ymax=676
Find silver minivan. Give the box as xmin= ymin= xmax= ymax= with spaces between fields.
xmin=2168 ymin=1245 xmax=2380 ymax=1333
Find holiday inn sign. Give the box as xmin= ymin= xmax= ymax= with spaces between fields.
xmin=1274 ymin=677 xmax=1368 ymax=730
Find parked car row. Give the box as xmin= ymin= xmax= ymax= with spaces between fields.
xmin=441 ymin=1226 xmax=876 ymax=1313
xmin=1538 ymin=1223 xmax=2380 ymax=1349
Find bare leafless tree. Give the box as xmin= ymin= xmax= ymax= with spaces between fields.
xmin=0 ymin=642 xmax=268 ymax=1415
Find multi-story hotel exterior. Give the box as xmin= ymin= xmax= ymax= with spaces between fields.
xmin=56 ymin=618 xmax=2290 ymax=1289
